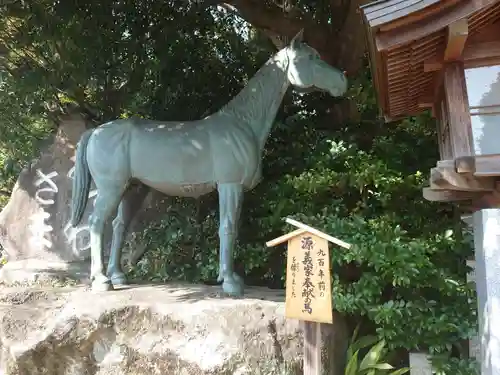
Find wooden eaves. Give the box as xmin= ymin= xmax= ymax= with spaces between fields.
xmin=360 ymin=0 xmax=500 ymax=122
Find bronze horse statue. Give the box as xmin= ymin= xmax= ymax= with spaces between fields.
xmin=70 ymin=30 xmax=348 ymax=296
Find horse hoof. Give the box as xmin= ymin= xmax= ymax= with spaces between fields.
xmin=110 ymin=273 xmax=128 ymax=286
xmin=222 ymin=273 xmax=244 ymax=297
xmin=91 ymin=275 xmax=114 ymax=292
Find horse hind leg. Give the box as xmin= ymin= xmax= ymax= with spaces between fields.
xmin=89 ymin=184 xmax=126 ymax=291
xmin=107 ymin=183 xmax=150 ymax=285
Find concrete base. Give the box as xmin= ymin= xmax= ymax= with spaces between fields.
xmin=473 ymin=209 xmax=500 ymax=375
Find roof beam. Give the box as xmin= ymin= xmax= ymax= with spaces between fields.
xmin=463 ymin=40 xmax=500 ymax=65
xmin=418 ymin=96 xmax=434 ymax=108
xmin=375 ymin=0 xmax=498 ymax=51
xmin=423 ymin=39 xmax=500 ymax=72
xmin=422 ymin=187 xmax=483 ymax=202
xmin=376 ymin=0 xmax=462 ymax=32
xmin=456 ymin=154 xmax=500 ymax=176
xmin=444 ymin=18 xmax=469 ymax=61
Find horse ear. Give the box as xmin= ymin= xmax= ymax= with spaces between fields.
xmin=290 ymin=29 xmax=304 ymax=47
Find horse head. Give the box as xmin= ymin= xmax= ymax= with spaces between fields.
xmin=284 ymin=29 xmax=348 ymax=97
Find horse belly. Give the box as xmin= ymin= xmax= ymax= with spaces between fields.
xmin=138 ymin=180 xmax=216 ymax=198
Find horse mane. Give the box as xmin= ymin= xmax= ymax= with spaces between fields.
xmin=219 ymin=49 xmax=289 ymax=125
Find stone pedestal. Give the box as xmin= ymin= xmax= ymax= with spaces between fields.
xmin=0 ymin=284 xmax=348 ymax=375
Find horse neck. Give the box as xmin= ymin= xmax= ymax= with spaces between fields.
xmin=219 ymin=50 xmax=290 ymax=150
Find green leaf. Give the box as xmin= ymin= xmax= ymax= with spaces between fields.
xmin=368 ymin=363 xmax=394 ymax=370
xmin=347 ymin=324 xmax=363 ymax=358
xmin=350 ymin=335 xmax=380 ymax=355
xmin=388 ymin=367 xmax=410 ymax=375
xmin=345 ymin=349 xmax=360 ymax=375
xmin=359 ymin=340 xmax=387 ymax=371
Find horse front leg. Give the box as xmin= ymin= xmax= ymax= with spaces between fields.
xmin=217 ymin=183 xmax=244 ymax=296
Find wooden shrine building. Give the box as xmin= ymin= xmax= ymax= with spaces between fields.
xmin=360 ymin=1 xmax=500 ymax=374
xmin=360 ymin=0 xmax=500 ymax=209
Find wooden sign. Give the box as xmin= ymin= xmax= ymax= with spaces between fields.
xmin=267 ymin=217 xmax=351 ymax=375
xmin=285 ymin=232 xmax=333 ymax=323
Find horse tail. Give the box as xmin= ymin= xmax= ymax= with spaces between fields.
xmin=71 ymin=129 xmax=94 ymax=227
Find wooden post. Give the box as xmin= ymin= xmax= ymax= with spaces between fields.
xmin=266 ymin=218 xmax=351 ymax=375
xmin=443 ymin=61 xmax=474 ymax=158
xmin=304 ymin=321 xmax=321 ymax=375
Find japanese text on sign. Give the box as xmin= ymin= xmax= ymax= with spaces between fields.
xmin=317 ymin=248 xmax=326 ymax=297
xmin=301 ymin=236 xmax=315 ymax=314
xmin=285 ymin=232 xmax=333 ymax=323
xmin=290 ymin=256 xmax=299 ymax=298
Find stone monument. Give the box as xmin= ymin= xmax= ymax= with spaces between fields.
xmin=0 ymin=111 xmax=98 ymax=284
xmin=70 ymin=29 xmax=348 ymax=295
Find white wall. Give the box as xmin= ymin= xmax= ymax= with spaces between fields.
xmin=464 ymin=65 xmax=500 ymax=156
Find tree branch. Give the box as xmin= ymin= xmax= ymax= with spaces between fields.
xmin=211 ymin=0 xmax=368 ymax=74
xmin=221 ymin=0 xmax=333 ymax=56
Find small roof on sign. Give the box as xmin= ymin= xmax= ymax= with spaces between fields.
xmin=265 ymin=217 xmax=351 ymax=249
